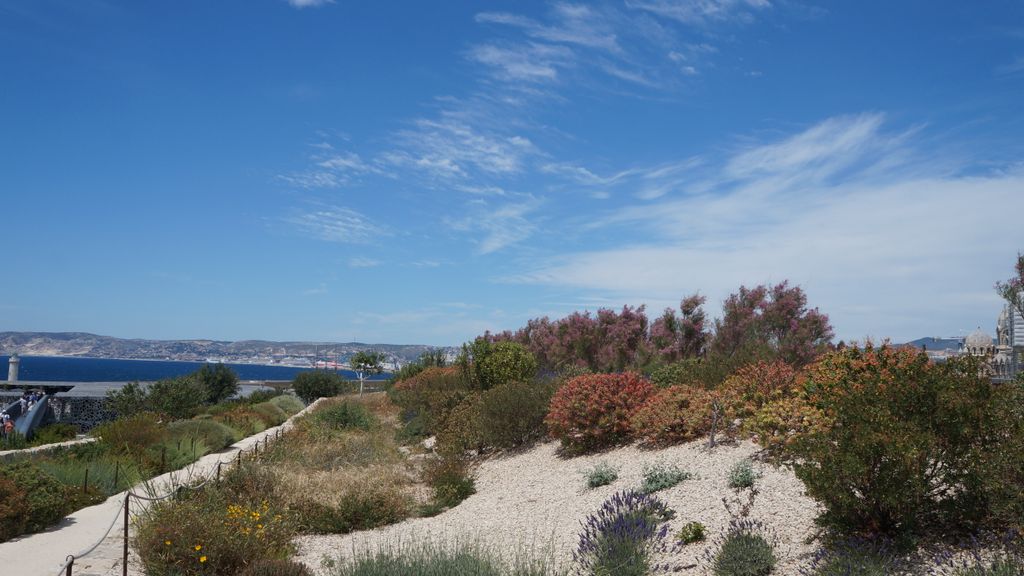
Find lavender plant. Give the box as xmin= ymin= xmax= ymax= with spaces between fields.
xmin=929 ymin=531 xmax=1024 ymax=576
xmin=572 ymin=490 xmax=678 ymax=576
xmin=800 ymin=537 xmax=906 ymax=576
xmin=704 ymin=519 xmax=778 ymax=576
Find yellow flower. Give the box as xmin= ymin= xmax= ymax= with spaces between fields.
xmin=164 ymin=540 xmax=171 ymax=546
xmin=194 ymin=544 xmax=202 ymax=551
xmin=199 ymin=556 xmax=207 ymax=563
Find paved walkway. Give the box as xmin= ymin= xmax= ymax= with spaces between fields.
xmin=0 ymin=399 xmax=324 ymax=576
xmin=0 ymin=437 xmax=97 ymax=460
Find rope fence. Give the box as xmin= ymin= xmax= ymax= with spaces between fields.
xmin=54 ymin=427 xmax=286 ymax=576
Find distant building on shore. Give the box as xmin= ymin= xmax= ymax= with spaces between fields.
xmin=960 ymin=300 xmax=1023 ymax=383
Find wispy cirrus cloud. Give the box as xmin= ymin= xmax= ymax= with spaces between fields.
xmin=625 ymin=0 xmax=771 ymax=25
xmin=283 ymin=204 xmax=388 ymax=244
xmin=278 ymin=151 xmax=386 ymax=189
xmin=445 ymin=195 xmax=544 ymax=254
xmin=348 ymin=257 xmax=381 ymax=268
xmin=476 ymin=4 xmax=621 ymax=52
xmin=286 ymin=0 xmax=333 ymax=8
xmin=386 ymin=118 xmax=538 ymax=180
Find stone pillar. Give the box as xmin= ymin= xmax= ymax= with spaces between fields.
xmin=7 ymin=353 xmax=19 ymax=382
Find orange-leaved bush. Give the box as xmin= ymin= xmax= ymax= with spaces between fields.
xmin=545 ymin=372 xmax=654 ymax=451
xmin=718 ymin=360 xmax=799 ymax=419
xmin=630 ymin=385 xmax=725 ymax=447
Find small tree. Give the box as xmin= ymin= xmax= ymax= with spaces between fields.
xmin=195 ymin=363 xmax=240 ymax=404
xmin=146 ymin=376 xmax=206 ymax=420
xmin=292 ymin=371 xmax=345 ymax=403
xmin=995 ymin=252 xmax=1024 ymax=320
xmin=104 ymin=381 xmax=148 ymax=417
xmin=460 ymin=339 xmax=538 ymax=391
xmin=350 ymin=351 xmax=385 ymax=395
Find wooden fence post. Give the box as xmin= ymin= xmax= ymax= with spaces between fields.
xmin=122 ymin=494 xmax=130 ymax=576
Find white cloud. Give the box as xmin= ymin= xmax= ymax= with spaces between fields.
xmin=388 ymin=118 xmax=537 ymax=180
xmin=287 ymin=0 xmax=333 ymax=8
xmin=446 ymin=196 xmax=543 ymax=254
xmin=507 ymin=114 xmax=1024 ymax=342
xmin=302 ymin=283 xmax=328 ymax=296
xmin=625 ymin=0 xmax=771 ymax=25
xmin=284 ymin=205 xmax=388 ymax=244
xmin=476 ymin=4 xmax=620 ymax=52
xmin=348 ymin=257 xmax=381 ymax=268
xmin=468 ymin=42 xmax=573 ymax=83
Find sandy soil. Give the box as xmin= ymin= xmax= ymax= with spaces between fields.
xmin=293 ymin=437 xmax=822 ymax=574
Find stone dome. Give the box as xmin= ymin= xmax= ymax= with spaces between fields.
xmin=964 ymin=328 xmax=994 ymax=351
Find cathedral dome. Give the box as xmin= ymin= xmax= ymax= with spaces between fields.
xmin=964 ymin=328 xmax=994 ymax=352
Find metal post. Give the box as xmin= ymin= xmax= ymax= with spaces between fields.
xmin=65 ymin=555 xmax=74 ymax=576
xmin=83 ymin=467 xmax=89 ymax=494
xmin=122 ymin=494 xmax=130 ymax=576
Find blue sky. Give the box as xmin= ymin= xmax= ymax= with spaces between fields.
xmin=2 ymin=0 xmax=1023 ymax=346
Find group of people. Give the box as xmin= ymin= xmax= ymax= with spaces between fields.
xmin=0 ymin=390 xmax=45 ymax=439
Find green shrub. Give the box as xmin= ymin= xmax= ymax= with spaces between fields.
xmin=269 ymin=394 xmax=305 ymax=415
xmin=194 ymin=363 xmax=240 ymax=404
xmin=214 ymin=407 xmax=267 ymax=436
xmin=243 ymin=388 xmax=283 ymax=405
xmin=167 ymin=419 xmax=240 ymax=451
xmin=677 ymin=521 xmax=707 ymax=544
xmin=800 ymin=538 xmax=905 ymax=576
xmin=460 ymin=339 xmax=539 ymax=391
xmin=104 ymin=381 xmax=148 ymax=417
xmin=584 ymin=462 xmax=619 ymax=489
xmin=292 ymin=371 xmax=347 ymax=403
xmin=146 ymin=376 xmax=208 ymax=419
xmin=435 ymin=394 xmax=483 ymax=456
xmin=251 ymin=402 xmax=288 ymax=427
xmin=135 ymin=489 xmax=293 ymax=576
xmin=390 ymin=367 xmax=471 ymax=438
xmin=0 ymin=461 xmax=72 ymax=539
xmin=710 ymin=520 xmax=777 ymax=576
xmin=237 ymin=559 xmax=312 ymax=576
xmin=297 ymin=484 xmax=411 ymax=534
xmin=316 ymin=401 xmax=375 ymax=431
xmin=423 ymin=455 xmax=475 ymax=509
xmin=31 ymin=423 xmax=79 ymax=445
xmin=0 ymin=475 xmax=29 ymax=542
xmin=785 ymin=346 xmax=1022 ymax=535
xmin=94 ymin=413 xmax=167 ymax=458
xmin=639 ymin=462 xmax=692 ymax=494
xmin=476 ymin=380 xmax=555 ymax=450
xmin=728 ymin=459 xmax=760 ymax=490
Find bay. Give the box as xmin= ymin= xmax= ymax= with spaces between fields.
xmin=0 ymin=355 xmax=385 ymax=383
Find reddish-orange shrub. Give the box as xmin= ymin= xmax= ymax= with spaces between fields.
xmin=718 ymin=360 xmax=799 ymax=418
xmin=631 ymin=385 xmax=741 ymax=447
xmin=545 ymin=372 xmax=654 ymax=451
xmin=630 ymin=385 xmax=714 ymax=446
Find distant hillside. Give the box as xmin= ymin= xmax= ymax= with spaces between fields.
xmin=0 ymin=332 xmax=451 ymax=364
xmin=903 ymin=336 xmax=963 ymax=351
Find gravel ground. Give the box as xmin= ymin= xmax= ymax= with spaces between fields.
xmin=293 ymin=437 xmax=822 ymax=574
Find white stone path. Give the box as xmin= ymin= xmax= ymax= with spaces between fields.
xmin=0 ymin=398 xmax=324 ymax=576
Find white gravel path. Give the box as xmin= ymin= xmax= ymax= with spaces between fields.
xmin=294 ymin=438 xmax=822 ymax=574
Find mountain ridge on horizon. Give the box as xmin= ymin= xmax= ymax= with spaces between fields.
xmin=0 ymin=331 xmax=452 ymax=363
